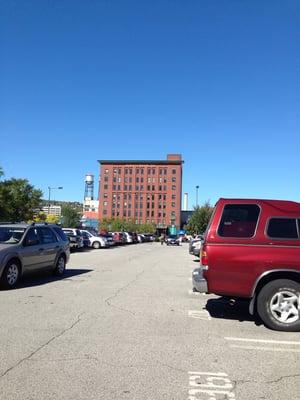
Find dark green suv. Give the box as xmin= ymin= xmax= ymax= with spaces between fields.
xmin=0 ymin=223 xmax=70 ymax=289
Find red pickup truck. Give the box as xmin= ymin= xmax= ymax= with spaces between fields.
xmin=192 ymin=198 xmax=300 ymax=331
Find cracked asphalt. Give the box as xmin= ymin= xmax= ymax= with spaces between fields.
xmin=0 ymin=242 xmax=299 ymax=399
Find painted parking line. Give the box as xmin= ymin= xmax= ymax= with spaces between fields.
xmin=225 ymin=337 xmax=300 ymax=353
xmin=229 ymin=345 xmax=300 ymax=353
xmin=225 ymin=337 xmax=300 ymax=346
xmin=188 ymin=310 xmax=211 ymax=321
xmin=188 ymin=371 xmax=236 ymax=399
xmin=188 ymin=289 xmax=206 ymax=296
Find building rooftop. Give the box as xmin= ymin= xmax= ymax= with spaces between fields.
xmin=98 ymin=159 xmax=184 ymax=165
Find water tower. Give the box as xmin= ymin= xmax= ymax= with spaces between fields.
xmin=84 ymin=173 xmax=94 ymax=201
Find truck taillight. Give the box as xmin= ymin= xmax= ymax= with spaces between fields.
xmin=201 ymin=244 xmax=208 ymax=266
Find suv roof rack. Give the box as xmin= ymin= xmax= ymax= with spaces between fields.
xmin=30 ymin=222 xmax=49 ymax=226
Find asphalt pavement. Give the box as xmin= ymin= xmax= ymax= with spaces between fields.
xmin=0 ymin=242 xmax=299 ymax=400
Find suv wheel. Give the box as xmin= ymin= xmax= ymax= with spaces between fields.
xmin=92 ymin=241 xmax=100 ymax=249
xmin=53 ymin=255 xmax=66 ymax=276
xmin=257 ymin=279 xmax=300 ymax=331
xmin=1 ymin=260 xmax=20 ymax=289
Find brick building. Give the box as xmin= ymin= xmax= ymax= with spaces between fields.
xmin=98 ymin=154 xmax=183 ymax=229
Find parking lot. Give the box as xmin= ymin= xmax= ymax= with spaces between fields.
xmin=0 ymin=242 xmax=299 ymax=400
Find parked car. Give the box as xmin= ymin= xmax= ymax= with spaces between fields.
xmin=79 ymin=230 xmax=109 ymax=249
xmin=189 ymin=238 xmax=201 ymax=254
xmin=80 ymin=230 xmax=92 ymax=248
xmin=137 ymin=234 xmax=145 ymax=243
xmin=100 ymin=233 xmax=114 ymax=246
xmin=165 ymin=235 xmax=180 ymax=246
xmin=0 ymin=223 xmax=70 ymax=289
xmin=192 ymin=198 xmax=300 ymax=332
xmin=62 ymin=228 xmax=84 ymax=251
xmin=192 ymin=240 xmax=202 ymax=257
xmin=123 ymin=232 xmax=133 ymax=244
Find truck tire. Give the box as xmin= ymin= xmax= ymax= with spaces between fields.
xmin=257 ymin=279 xmax=300 ymax=331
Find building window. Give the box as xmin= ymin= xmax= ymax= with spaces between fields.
xmin=129 ymin=168 xmax=133 ymax=174
xmin=117 ymin=185 xmax=121 ymax=190
xmin=148 ymin=168 xmax=151 ymax=175
xmin=148 ymin=177 xmax=151 ymax=183
xmin=147 ymin=185 xmax=151 ymax=191
xmin=172 ymin=177 xmax=176 ymax=182
xmin=172 ymin=194 xmax=176 ymax=200
xmin=124 ymin=185 xmax=128 ymax=190
xmin=151 ymin=211 xmax=154 ymax=217
xmin=140 ymin=177 xmax=144 ymax=183
xmin=118 ymin=168 xmax=121 ymax=174
xmin=171 ymin=202 xmax=175 ymax=207
xmin=113 ymin=168 xmax=117 ymax=174
xmin=163 ymin=185 xmax=167 ymax=191
xmin=103 ymin=210 xmax=107 ymax=215
xmin=172 ymin=169 xmax=176 ymax=174
xmin=103 ymin=201 xmax=107 ymax=207
xmin=152 ymin=168 xmax=155 ymax=174
xmin=104 ymin=193 xmax=108 ymax=198
xmin=136 ymin=177 xmax=139 ymax=183
xmin=129 ymin=185 xmax=132 ymax=191
xmin=172 ymin=185 xmax=176 ymax=190
xmin=128 ymin=210 xmax=131 ymax=217
xmin=141 ymin=168 xmax=144 ymax=174
xmin=140 ymin=185 xmax=144 ymax=190
xmin=113 ymin=177 xmax=117 ymax=183
xmin=105 ymin=169 xmax=109 ymax=174
xmin=104 ymin=184 xmax=108 ymax=190
xmin=136 ymin=168 xmax=139 ymax=174
xmin=125 ymin=168 xmax=128 ymax=174
xmin=159 ymin=186 xmax=162 ymax=191
xmin=104 ymin=176 xmax=108 ymax=182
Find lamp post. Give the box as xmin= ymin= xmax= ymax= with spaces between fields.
xmin=196 ymin=185 xmax=199 ymax=207
xmin=48 ymin=186 xmax=63 ymax=215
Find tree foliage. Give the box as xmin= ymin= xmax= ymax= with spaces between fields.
xmin=0 ymin=178 xmax=43 ymax=222
xmin=61 ymin=204 xmax=81 ymax=228
xmin=186 ymin=201 xmax=214 ymax=235
xmin=99 ymin=218 xmax=156 ymax=233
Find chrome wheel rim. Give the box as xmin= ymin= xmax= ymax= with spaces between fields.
xmin=57 ymin=257 xmax=65 ymax=273
xmin=7 ymin=264 xmax=19 ymax=286
xmin=270 ymin=290 xmax=299 ymax=324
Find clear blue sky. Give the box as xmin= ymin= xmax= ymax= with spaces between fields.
xmin=1 ymin=0 xmax=299 ymax=208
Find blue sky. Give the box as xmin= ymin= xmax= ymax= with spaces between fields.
xmin=1 ymin=0 xmax=299 ymax=208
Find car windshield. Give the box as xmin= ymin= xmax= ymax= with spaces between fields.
xmin=0 ymin=227 xmax=26 ymax=244
xmin=169 ymin=235 xmax=177 ymax=239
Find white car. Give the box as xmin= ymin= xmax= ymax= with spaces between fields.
xmin=123 ymin=232 xmax=133 ymax=243
xmin=80 ymin=230 xmax=108 ymax=249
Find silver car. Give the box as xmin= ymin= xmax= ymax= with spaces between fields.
xmin=0 ymin=223 xmax=70 ymax=289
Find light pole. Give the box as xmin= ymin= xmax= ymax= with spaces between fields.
xmin=196 ymin=185 xmax=199 ymax=207
xmin=48 ymin=186 xmax=63 ymax=215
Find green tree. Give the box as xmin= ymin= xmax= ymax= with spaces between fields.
xmin=0 ymin=178 xmax=43 ymax=222
xmin=186 ymin=201 xmax=213 ymax=235
xmin=46 ymin=214 xmax=60 ymax=224
xmin=0 ymin=167 xmax=4 ymax=179
xmin=61 ymin=204 xmax=81 ymax=228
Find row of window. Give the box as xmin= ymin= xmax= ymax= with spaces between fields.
xmin=103 ymin=193 xmax=174 ymax=201
xmin=105 ymin=177 xmax=175 ymax=184
xmin=218 ymin=204 xmax=300 ymax=239
xmin=104 ymin=168 xmax=177 ymax=175
xmin=103 ymin=184 xmax=177 ymax=191
xmin=106 ymin=209 xmax=176 ymax=218
xmin=106 ymin=202 xmax=176 ymax=209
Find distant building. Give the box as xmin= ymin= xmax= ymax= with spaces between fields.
xmin=42 ymin=205 xmax=61 ymax=217
xmin=98 ymin=154 xmax=184 ymax=229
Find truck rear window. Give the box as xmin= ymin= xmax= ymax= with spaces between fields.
xmin=218 ymin=204 xmax=260 ymax=238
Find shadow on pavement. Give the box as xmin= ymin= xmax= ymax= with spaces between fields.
xmin=206 ymin=297 xmax=262 ymax=326
xmin=17 ymin=268 xmax=93 ymax=289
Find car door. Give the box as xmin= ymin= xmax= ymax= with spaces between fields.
xmin=37 ymin=227 xmax=59 ymax=267
xmin=21 ymin=228 xmax=46 ymax=271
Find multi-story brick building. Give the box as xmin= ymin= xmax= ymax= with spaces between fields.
xmin=98 ymin=154 xmax=183 ymax=229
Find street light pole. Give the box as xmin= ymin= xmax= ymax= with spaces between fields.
xmin=48 ymin=186 xmax=63 ymax=215
xmin=196 ymin=185 xmax=199 ymax=207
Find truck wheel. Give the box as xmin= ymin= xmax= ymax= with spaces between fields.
xmin=257 ymin=279 xmax=300 ymax=331
xmin=93 ymin=241 xmax=100 ymax=249
xmin=0 ymin=259 xmax=21 ymax=289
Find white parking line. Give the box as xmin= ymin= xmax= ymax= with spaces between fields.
xmin=188 ymin=310 xmax=211 ymax=320
xmin=229 ymin=345 xmax=300 ymax=353
xmin=188 ymin=289 xmax=206 ymax=296
xmin=225 ymin=337 xmax=300 ymax=346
